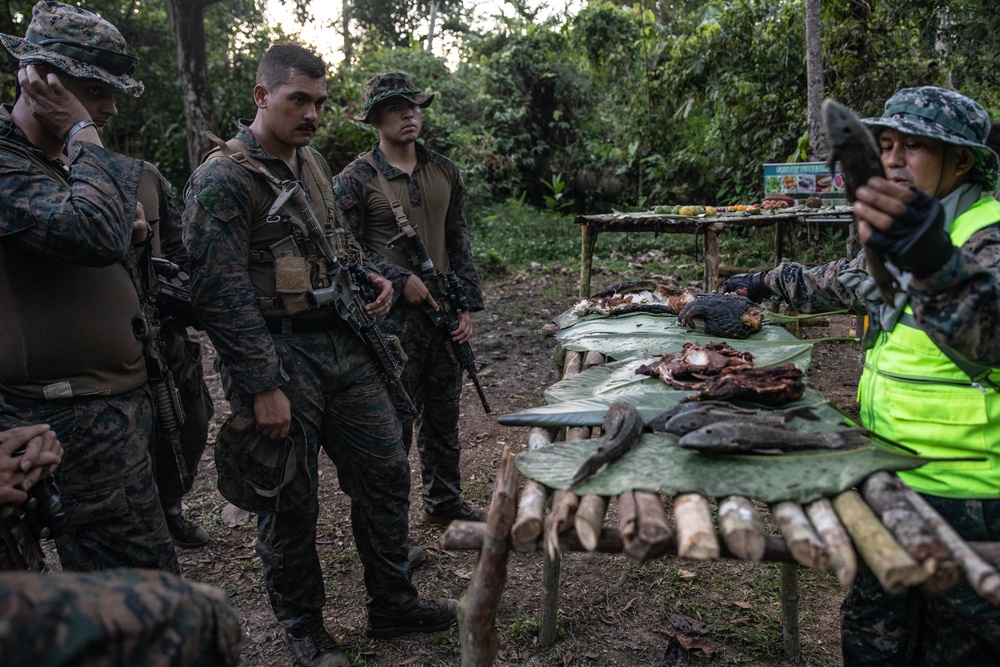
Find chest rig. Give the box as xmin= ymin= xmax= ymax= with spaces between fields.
xmin=204 ymin=131 xmax=353 ymax=316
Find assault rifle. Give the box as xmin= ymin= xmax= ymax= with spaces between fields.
xmin=0 ymin=450 xmax=67 ymax=571
xmin=131 ymin=255 xmax=190 ymax=491
xmin=266 ymin=182 xmax=417 ymax=415
xmin=386 ymin=229 xmax=491 ymax=413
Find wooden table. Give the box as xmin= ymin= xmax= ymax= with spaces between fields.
xmin=573 ymin=207 xmax=855 ymax=297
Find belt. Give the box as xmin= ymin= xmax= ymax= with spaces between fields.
xmin=263 ymin=316 xmax=343 ymax=335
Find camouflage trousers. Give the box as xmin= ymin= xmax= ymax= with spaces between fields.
xmin=0 ymin=568 xmax=244 ymax=666
xmin=0 ymin=388 xmax=179 ymax=573
xmin=382 ymin=303 xmax=465 ymax=515
xmin=153 ymin=323 xmax=214 ymax=511
xmin=220 ymin=329 xmax=415 ymax=628
xmin=842 ymin=495 xmax=1000 ymax=666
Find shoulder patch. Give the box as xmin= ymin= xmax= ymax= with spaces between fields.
xmin=196 ymin=184 xmax=222 ymax=210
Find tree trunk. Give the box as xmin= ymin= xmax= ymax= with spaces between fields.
xmin=426 ymin=1 xmax=437 ymax=51
xmin=804 ymin=0 xmax=826 ymax=160
xmin=163 ymin=0 xmax=218 ymax=173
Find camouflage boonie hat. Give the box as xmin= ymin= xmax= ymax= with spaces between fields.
xmin=215 ymin=407 xmax=311 ymax=514
xmin=0 ymin=1 xmax=143 ymax=97
xmin=353 ymin=71 xmax=433 ymax=123
xmin=863 ymin=86 xmax=998 ymax=192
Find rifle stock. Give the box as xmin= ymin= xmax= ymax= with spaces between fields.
xmin=0 ymin=473 xmax=66 ymax=571
xmin=267 ymin=182 xmax=417 ymax=415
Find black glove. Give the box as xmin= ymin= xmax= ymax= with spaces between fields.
xmin=865 ymin=188 xmax=953 ymax=279
xmin=720 ymin=271 xmax=770 ymax=302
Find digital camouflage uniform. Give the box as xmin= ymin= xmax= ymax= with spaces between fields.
xmin=137 ymin=163 xmax=214 ymax=521
xmin=0 ymin=106 xmax=178 ymax=574
xmin=334 ymin=141 xmax=484 ymax=516
xmin=0 ymin=568 xmax=244 ymax=666
xmin=762 ymin=88 xmax=1000 ymax=663
xmin=182 ymin=124 xmax=418 ymax=629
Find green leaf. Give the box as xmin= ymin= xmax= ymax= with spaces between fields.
xmin=515 ymin=434 xmax=928 ymax=504
xmin=543 ymin=348 xmax=814 ymax=403
xmin=499 ymin=390 xmax=838 ymax=428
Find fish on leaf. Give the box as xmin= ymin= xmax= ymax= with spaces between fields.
xmin=568 ymin=401 xmax=644 ymax=489
xmin=823 ymin=98 xmax=899 ymax=304
xmin=661 ymin=404 xmax=820 ymax=437
xmin=677 ymin=422 xmax=870 ymax=455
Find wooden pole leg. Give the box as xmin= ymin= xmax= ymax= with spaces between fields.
xmin=780 ymin=561 xmax=801 ymax=660
xmin=538 ymin=551 xmax=560 ymax=647
xmin=580 ymin=224 xmax=598 ymax=298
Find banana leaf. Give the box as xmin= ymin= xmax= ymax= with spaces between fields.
xmin=543 ymin=350 xmax=814 ymax=404
xmin=515 ymin=433 xmax=927 ymax=504
xmin=498 ymin=390 xmax=837 ymax=428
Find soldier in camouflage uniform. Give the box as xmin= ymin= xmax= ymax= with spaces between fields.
xmin=0 ymin=1 xmax=177 ymax=574
xmin=333 ymin=73 xmax=487 ymax=540
xmin=182 ymin=44 xmax=456 ymax=667
xmin=725 ymin=87 xmax=1000 ymax=665
xmin=138 ymin=162 xmax=213 ymax=549
xmin=0 ymin=424 xmax=244 ymax=666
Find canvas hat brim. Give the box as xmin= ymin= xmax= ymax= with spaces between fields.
xmin=0 ymin=32 xmax=143 ymax=96
xmin=863 ymin=114 xmax=999 ymax=192
xmin=215 ymin=407 xmax=311 ymax=514
xmin=354 ymin=91 xmax=434 ymax=123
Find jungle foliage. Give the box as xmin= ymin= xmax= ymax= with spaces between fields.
xmin=2 ymin=0 xmax=998 ymax=215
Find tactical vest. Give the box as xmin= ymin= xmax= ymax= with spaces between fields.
xmin=859 ymin=197 xmax=1000 ymax=498
xmin=203 ymin=134 xmax=341 ymax=318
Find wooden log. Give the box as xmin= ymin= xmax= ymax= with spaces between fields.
xmin=582 ymin=350 xmax=605 ymax=370
xmin=832 ymin=489 xmax=927 ymax=593
xmin=442 ymin=523 xmax=1000 ymax=570
xmin=772 ymin=501 xmax=827 ymax=570
xmin=511 ymin=427 xmax=555 ymax=548
xmin=543 ymin=490 xmax=579 ymax=563
xmin=862 ymin=472 xmax=960 ymax=593
xmin=718 ymin=495 xmax=766 ymax=561
xmin=635 ymin=491 xmax=673 ymax=546
xmin=899 ymin=485 xmax=1000 ymax=605
xmin=780 ymin=561 xmax=800 ymax=660
xmin=617 ymin=491 xmax=643 ymax=564
xmin=561 ymin=349 xmax=583 ymax=378
xmin=674 ymin=493 xmax=719 ymax=560
xmin=574 ymin=494 xmax=608 ymax=552
xmin=459 ymin=447 xmax=518 ymax=667
xmin=805 ymin=498 xmax=857 ymax=588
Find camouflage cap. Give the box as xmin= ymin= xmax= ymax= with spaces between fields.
xmin=214 ymin=407 xmax=311 ymax=514
xmin=0 ymin=1 xmax=143 ymax=97
xmin=353 ymin=71 xmax=433 ymax=123
xmin=863 ymin=86 xmax=998 ymax=192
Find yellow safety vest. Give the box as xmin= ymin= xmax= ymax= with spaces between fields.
xmin=858 ymin=197 xmax=1000 ymax=498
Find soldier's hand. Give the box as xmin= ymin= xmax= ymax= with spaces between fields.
xmin=366 ymin=274 xmax=395 ymax=317
xmin=17 ymin=65 xmax=97 ymax=144
xmin=856 ymin=178 xmax=952 ymax=279
xmin=720 ymin=271 xmax=770 ymax=302
xmin=402 ymin=274 xmax=438 ymax=310
xmin=0 ymin=424 xmax=62 ymax=505
xmin=253 ymin=388 xmax=291 ymax=440
xmin=452 ymin=311 xmax=473 ymax=344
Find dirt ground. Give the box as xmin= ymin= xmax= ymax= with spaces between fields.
xmin=178 ymin=264 xmax=864 ymax=667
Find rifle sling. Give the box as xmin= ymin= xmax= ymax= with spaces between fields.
xmin=362 ymin=152 xmax=418 ymax=240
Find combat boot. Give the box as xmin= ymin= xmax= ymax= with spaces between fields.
xmin=164 ymin=509 xmax=210 ymax=549
xmin=421 ymin=500 xmax=487 ymax=526
xmin=366 ymin=597 xmax=458 ymax=639
xmin=285 ymin=617 xmax=349 ymax=667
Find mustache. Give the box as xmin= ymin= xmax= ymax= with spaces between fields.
xmin=296 ymin=122 xmax=317 ymax=132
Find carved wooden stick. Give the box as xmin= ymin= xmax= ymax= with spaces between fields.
xmin=619 ymin=491 xmax=674 ymax=565
xmin=806 ymin=497 xmax=857 ymax=588
xmin=459 ymin=447 xmax=518 ymax=667
xmin=512 ymin=427 xmax=555 ymax=548
xmin=575 ymin=494 xmax=608 ymax=552
xmin=899 ymin=485 xmax=1000 ymax=605
xmin=718 ymin=495 xmax=767 ymax=561
xmin=862 ymin=472 xmax=959 ymax=593
xmin=561 ymin=349 xmax=582 ymax=378
xmin=544 ymin=490 xmax=579 ymax=563
xmin=832 ymin=489 xmax=927 ymax=593
xmin=616 ymin=490 xmax=642 ymax=563
xmin=674 ymin=493 xmax=719 ymax=560
xmin=772 ymin=501 xmax=827 ymax=570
